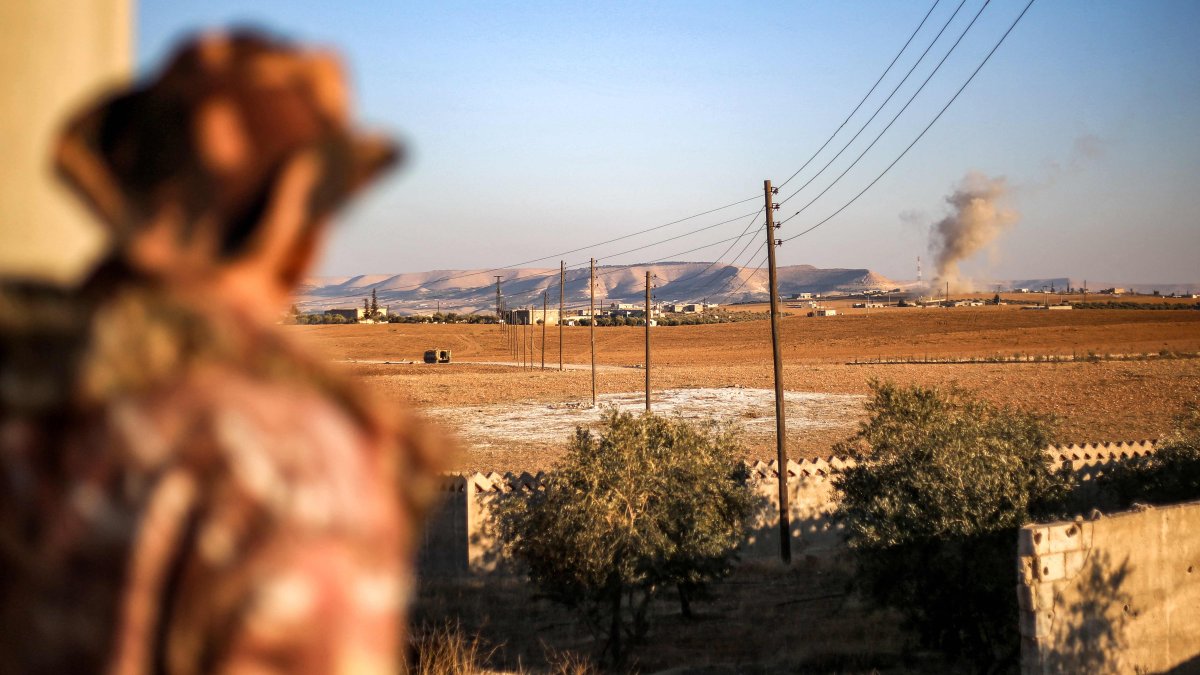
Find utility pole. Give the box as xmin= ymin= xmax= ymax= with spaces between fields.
xmin=764 ymin=179 xmax=791 ymax=565
xmin=645 ymin=270 xmax=652 ymax=412
xmin=542 ymin=292 xmax=547 ymax=370
xmin=494 ymin=276 xmax=502 ymax=326
xmin=590 ymin=257 xmax=597 ymax=408
xmin=501 ymin=299 xmax=508 ymax=359
xmin=559 ymin=261 xmax=565 ymax=372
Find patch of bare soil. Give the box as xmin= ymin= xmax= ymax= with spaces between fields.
xmin=422 ymin=387 xmax=863 ymax=470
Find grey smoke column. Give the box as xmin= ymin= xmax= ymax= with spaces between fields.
xmin=928 ymin=171 xmax=1019 ymax=292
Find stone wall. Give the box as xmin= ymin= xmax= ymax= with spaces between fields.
xmin=417 ymin=441 xmax=1159 ymax=578
xmin=740 ymin=457 xmax=856 ymax=561
xmin=1017 ymin=500 xmax=1200 ymax=674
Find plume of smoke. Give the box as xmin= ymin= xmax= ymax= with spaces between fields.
xmin=927 ymin=171 xmax=1019 ymax=293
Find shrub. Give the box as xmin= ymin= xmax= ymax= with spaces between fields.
xmin=833 ymin=381 xmax=1071 ymax=669
xmin=492 ymin=410 xmax=755 ymax=666
xmin=1095 ymin=404 xmax=1200 ymax=508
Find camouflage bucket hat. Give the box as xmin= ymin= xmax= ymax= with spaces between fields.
xmin=55 ymin=30 xmax=401 ymax=260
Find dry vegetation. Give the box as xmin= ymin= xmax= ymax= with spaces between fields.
xmin=293 ymin=305 xmax=1200 ymax=471
xmin=412 ymin=559 xmax=932 ymax=674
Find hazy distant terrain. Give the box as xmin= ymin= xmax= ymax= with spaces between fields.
xmin=297 ymin=262 xmax=899 ymax=314
xmin=297 ymin=263 xmax=1197 ymax=315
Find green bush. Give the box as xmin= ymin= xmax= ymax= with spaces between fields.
xmin=833 ymin=381 xmax=1071 ymax=669
xmin=493 ymin=411 xmax=755 ymax=666
xmin=1095 ymin=404 xmax=1200 ymax=509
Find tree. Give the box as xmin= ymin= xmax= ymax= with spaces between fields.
xmin=1095 ymin=403 xmax=1200 ymax=509
xmin=993 ymin=293 xmax=1001 ymax=305
xmin=493 ymin=411 xmax=754 ymax=666
xmin=369 ymin=288 xmax=380 ymax=320
xmin=833 ymin=381 xmax=1071 ymax=669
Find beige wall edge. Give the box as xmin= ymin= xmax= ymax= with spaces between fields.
xmin=0 ymin=0 xmax=134 ymax=284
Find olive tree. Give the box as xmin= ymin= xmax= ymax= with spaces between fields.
xmin=1096 ymin=403 xmax=1200 ymax=508
xmin=492 ymin=410 xmax=755 ymax=666
xmin=834 ymin=381 xmax=1071 ymax=669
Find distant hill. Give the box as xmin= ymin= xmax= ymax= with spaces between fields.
xmin=297 ymin=262 xmax=900 ymax=315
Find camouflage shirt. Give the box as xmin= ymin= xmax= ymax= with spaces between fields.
xmin=0 ymin=270 xmax=444 ymax=673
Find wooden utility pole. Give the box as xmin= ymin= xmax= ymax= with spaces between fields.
xmin=559 ymin=261 xmax=565 ymax=372
xmin=764 ymin=179 xmax=791 ymax=565
xmin=542 ymin=292 xmax=547 ymax=370
xmin=495 ymin=276 xmax=502 ymax=326
xmin=590 ymin=257 xmax=597 ymax=407
xmin=645 ymin=270 xmax=652 ymax=412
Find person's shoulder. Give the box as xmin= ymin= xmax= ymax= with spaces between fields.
xmin=142 ymin=365 xmax=401 ymax=534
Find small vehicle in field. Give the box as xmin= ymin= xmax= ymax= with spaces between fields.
xmin=424 ymin=349 xmax=452 ymax=364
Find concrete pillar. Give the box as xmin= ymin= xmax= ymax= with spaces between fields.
xmin=0 ymin=0 xmax=133 ymax=283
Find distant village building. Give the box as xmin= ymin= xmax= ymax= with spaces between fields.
xmin=809 ymin=308 xmax=837 ymax=317
xmin=509 ymin=308 xmax=564 ymax=325
xmin=792 ymin=292 xmax=813 ymax=300
xmin=325 ymin=306 xmax=389 ymax=323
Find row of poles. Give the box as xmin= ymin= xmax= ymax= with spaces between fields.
xmin=492 ymin=181 xmax=790 ymax=563
xmin=496 ymin=261 xmax=655 ymax=413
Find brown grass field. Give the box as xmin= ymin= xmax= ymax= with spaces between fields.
xmin=293 ymin=305 xmax=1200 ymax=472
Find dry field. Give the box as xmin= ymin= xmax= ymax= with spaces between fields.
xmin=293 ymin=306 xmax=1200 ymax=472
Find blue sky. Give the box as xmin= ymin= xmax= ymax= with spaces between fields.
xmin=140 ymin=1 xmax=1200 ymax=284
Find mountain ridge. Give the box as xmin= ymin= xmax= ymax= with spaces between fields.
xmin=297 ymin=264 xmax=1199 ymax=315
xmin=297 ymin=262 xmax=898 ymax=314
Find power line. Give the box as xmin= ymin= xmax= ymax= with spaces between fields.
xmin=374 ymin=194 xmax=760 ymax=293
xmin=492 ymin=208 xmax=764 ymax=307
xmin=780 ymin=0 xmax=1038 ymax=243
xmin=777 ymin=0 xmax=969 ymax=206
xmin=496 ymin=208 xmax=771 ymax=311
xmin=777 ymin=0 xmax=989 ymax=224
xmin=688 ymin=233 xmax=768 ymax=301
xmin=338 ymin=206 xmax=765 ymax=313
xmin=718 ymin=250 xmax=770 ymax=303
xmin=647 ymin=209 xmax=764 ymax=288
xmin=776 ymin=0 xmax=944 ymax=191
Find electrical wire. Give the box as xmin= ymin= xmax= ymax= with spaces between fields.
xmin=780 ymin=0 xmax=1038 ymax=242
xmin=718 ymin=250 xmax=770 ymax=303
xmin=777 ymin=0 xmax=969 ymax=207
xmin=776 ymin=0 xmax=943 ymax=191
xmin=372 ymin=194 xmax=760 ymax=293
xmin=777 ymin=0 xmax=990 ymax=225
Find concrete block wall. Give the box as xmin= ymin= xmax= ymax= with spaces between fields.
xmin=1018 ymin=499 xmax=1200 ymax=674
xmin=740 ymin=457 xmax=857 ymax=561
xmin=417 ymin=441 xmax=1159 ymax=578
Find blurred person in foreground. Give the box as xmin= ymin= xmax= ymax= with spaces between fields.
xmin=0 ymin=31 xmax=447 ymax=673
